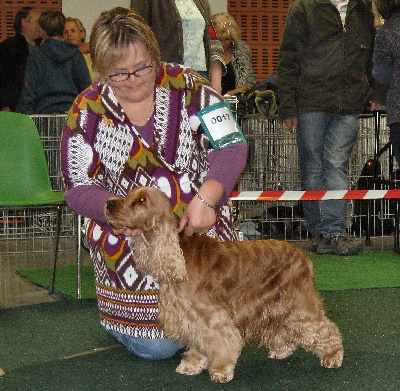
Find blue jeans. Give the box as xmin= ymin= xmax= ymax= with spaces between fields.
xmin=107 ymin=329 xmax=183 ymax=360
xmin=297 ymin=112 xmax=358 ymax=237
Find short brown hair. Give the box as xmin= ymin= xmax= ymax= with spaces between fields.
xmin=89 ymin=7 xmax=161 ymax=80
xmin=39 ymin=11 xmax=65 ymax=37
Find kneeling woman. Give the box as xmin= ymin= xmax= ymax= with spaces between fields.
xmin=61 ymin=7 xmax=248 ymax=359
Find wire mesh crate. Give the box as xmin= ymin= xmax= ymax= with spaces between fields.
xmin=234 ymin=113 xmax=399 ymax=241
xmin=0 ymin=114 xmax=78 ymax=267
xmin=31 ymin=114 xmax=67 ymax=191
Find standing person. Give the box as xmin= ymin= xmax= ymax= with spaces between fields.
xmin=278 ymin=0 xmax=376 ymax=255
xmin=61 ymin=7 xmax=248 ymax=359
xmin=19 ymin=11 xmax=91 ymax=114
xmin=130 ymin=0 xmax=225 ymax=93
xmin=372 ymin=0 xmax=400 ymax=166
xmin=63 ymin=17 xmax=93 ymax=79
xmin=211 ymin=12 xmax=256 ymax=96
xmin=0 ymin=7 xmax=43 ymax=111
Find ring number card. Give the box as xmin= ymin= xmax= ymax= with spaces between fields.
xmin=197 ymin=102 xmax=247 ymax=149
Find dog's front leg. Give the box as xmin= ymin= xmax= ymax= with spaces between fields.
xmin=176 ymin=347 xmax=209 ymax=375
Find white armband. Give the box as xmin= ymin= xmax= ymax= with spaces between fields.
xmin=197 ymin=102 xmax=247 ymax=150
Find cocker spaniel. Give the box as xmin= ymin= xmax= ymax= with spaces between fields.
xmin=105 ymin=186 xmax=343 ymax=383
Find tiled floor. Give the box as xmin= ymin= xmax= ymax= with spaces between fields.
xmin=0 ymin=236 xmax=396 ymax=310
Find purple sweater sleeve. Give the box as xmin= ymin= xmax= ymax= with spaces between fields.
xmin=65 ymin=144 xmax=248 ymax=219
xmin=205 ymin=143 xmax=248 ymax=204
xmin=65 ymin=185 xmax=115 ymax=223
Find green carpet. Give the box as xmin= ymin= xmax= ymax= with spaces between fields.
xmin=17 ymin=265 xmax=96 ymax=299
xmin=16 ymin=250 xmax=400 ymax=298
xmin=1 ymin=289 xmax=399 ymax=390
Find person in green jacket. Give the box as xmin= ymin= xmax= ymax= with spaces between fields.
xmin=278 ymin=0 xmax=376 ymax=255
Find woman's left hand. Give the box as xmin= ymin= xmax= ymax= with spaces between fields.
xmin=178 ymin=196 xmax=216 ymax=236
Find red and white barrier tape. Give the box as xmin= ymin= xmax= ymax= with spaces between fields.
xmin=230 ymin=189 xmax=400 ymax=201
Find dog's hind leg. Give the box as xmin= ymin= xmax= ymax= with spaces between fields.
xmin=307 ymin=316 xmax=343 ymax=368
xmin=286 ymin=313 xmax=344 ymax=368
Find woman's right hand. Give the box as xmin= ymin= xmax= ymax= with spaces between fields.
xmin=284 ymin=117 xmax=298 ymax=133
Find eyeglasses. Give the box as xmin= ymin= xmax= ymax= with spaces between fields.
xmin=108 ymin=63 xmax=153 ymax=82
xmin=214 ymin=22 xmax=232 ymax=27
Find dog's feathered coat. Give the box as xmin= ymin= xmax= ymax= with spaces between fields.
xmin=105 ymin=186 xmax=343 ymax=383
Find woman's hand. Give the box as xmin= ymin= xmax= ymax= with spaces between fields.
xmin=284 ymin=117 xmax=298 ymax=133
xmin=178 ymin=180 xmax=224 ymax=236
xmin=178 ymin=196 xmax=216 ymax=236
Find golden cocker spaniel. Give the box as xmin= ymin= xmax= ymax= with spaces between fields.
xmin=105 ymin=186 xmax=343 ymax=383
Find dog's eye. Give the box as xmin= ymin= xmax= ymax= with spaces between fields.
xmin=139 ymin=197 xmax=146 ymax=203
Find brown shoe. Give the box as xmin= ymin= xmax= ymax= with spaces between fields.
xmin=309 ymin=234 xmax=323 ymax=252
xmin=317 ymin=235 xmax=362 ymax=256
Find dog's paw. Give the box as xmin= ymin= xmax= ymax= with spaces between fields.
xmin=176 ymin=356 xmax=208 ymax=376
xmin=210 ymin=368 xmax=234 ymax=383
xmin=320 ymin=349 xmax=344 ymax=368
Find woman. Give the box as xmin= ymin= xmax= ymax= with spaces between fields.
xmin=130 ymin=0 xmax=225 ymax=93
xmin=63 ymin=17 xmax=93 ymax=79
xmin=61 ymin=7 xmax=248 ymax=360
xmin=211 ymin=12 xmax=256 ymax=96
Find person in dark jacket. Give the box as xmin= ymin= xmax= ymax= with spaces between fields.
xmin=19 ymin=10 xmax=91 ymax=114
xmin=0 ymin=7 xmax=43 ymax=111
xmin=278 ymin=0 xmax=376 ymax=255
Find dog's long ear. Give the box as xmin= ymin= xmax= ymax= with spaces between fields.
xmin=132 ymin=187 xmax=188 ymax=283
xmin=153 ymin=217 xmax=188 ymax=283
xmin=133 ymin=215 xmax=188 ymax=283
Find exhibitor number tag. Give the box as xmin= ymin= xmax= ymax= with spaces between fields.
xmin=197 ymin=102 xmax=247 ymax=149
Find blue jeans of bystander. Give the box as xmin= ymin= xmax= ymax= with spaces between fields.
xmin=107 ymin=329 xmax=183 ymax=360
xmin=297 ymin=112 xmax=358 ymax=237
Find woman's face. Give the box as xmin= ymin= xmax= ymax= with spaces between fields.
xmin=213 ymin=15 xmax=233 ymax=43
xmin=106 ymin=42 xmax=156 ymax=105
xmin=63 ymin=21 xmax=85 ymax=45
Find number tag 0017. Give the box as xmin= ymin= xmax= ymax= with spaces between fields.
xmin=197 ymin=101 xmax=247 ymax=150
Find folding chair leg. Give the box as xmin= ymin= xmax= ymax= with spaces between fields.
xmin=394 ymin=200 xmax=400 ymax=253
xmin=49 ymin=205 xmax=62 ymax=294
xmin=76 ymin=214 xmax=83 ymax=299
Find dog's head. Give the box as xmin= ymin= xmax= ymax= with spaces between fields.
xmin=105 ymin=187 xmax=187 ymax=283
xmin=105 ymin=186 xmax=177 ymax=232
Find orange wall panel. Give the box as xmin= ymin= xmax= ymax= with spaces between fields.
xmin=229 ymin=0 xmax=295 ymax=81
xmin=0 ymin=0 xmax=61 ymax=42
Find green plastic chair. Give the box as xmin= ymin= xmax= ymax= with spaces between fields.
xmin=0 ymin=112 xmax=65 ymax=293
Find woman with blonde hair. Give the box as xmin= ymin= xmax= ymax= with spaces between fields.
xmin=61 ymin=7 xmax=247 ymax=360
xmin=211 ymin=12 xmax=256 ymax=96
